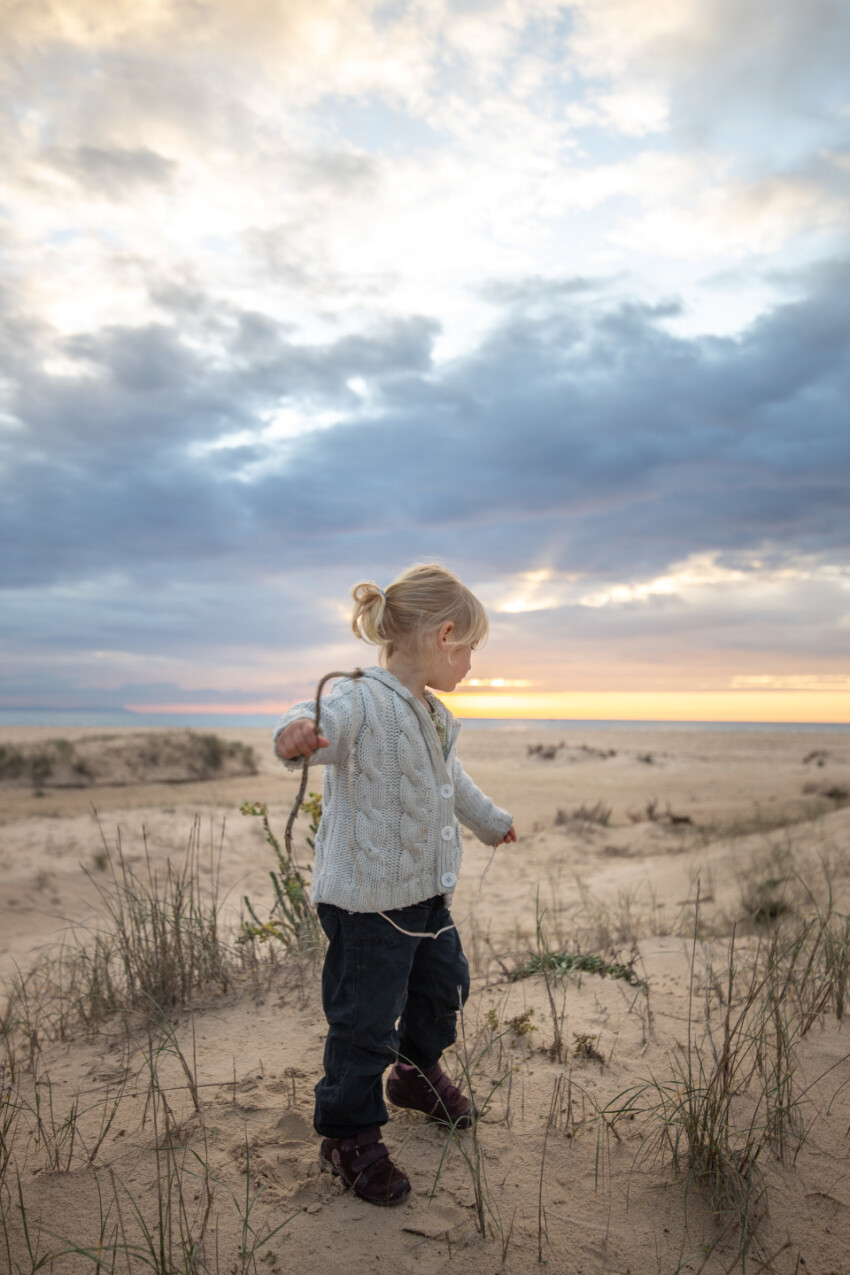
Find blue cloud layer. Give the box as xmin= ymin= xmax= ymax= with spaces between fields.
xmin=3 ymin=260 xmax=848 ymax=692
xmin=3 ymin=0 xmax=849 ymax=707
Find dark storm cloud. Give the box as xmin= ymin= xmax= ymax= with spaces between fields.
xmin=251 ymin=274 xmax=847 ymax=578
xmin=2 ymin=259 xmax=849 ymax=695
xmin=3 ymin=261 xmax=849 ymax=592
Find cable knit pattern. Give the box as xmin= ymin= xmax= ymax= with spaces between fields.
xmin=272 ymin=667 xmax=513 ymax=912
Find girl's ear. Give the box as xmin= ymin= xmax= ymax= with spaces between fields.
xmin=437 ymin=621 xmax=455 ymax=649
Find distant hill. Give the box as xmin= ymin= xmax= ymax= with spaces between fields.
xmin=0 ymin=731 xmax=258 ymax=788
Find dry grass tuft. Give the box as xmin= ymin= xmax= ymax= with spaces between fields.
xmin=1 ymin=816 xmax=233 ymax=1057
xmin=555 ymin=800 xmax=612 ymax=827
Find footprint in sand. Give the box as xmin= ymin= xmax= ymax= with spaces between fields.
xmin=275 ymin=1111 xmax=313 ymax=1143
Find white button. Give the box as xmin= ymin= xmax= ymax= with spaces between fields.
xmin=441 ymin=783 xmax=453 ymax=799
xmin=441 ymin=872 xmax=457 ymax=889
xmin=440 ymin=825 xmax=454 ymax=841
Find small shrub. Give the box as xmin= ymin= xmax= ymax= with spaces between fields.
xmin=507 ymin=1009 xmax=537 ymax=1038
xmin=627 ymin=799 xmax=693 ymax=826
xmin=744 ymin=889 xmax=792 ymax=925
xmin=30 ymin=751 xmax=54 ymax=785
xmin=555 ymin=801 xmax=612 ymax=827
xmin=0 ymin=744 xmax=26 ymax=779
xmin=572 ymin=1032 xmax=605 ymax=1064
xmin=192 ymin=732 xmax=224 ymax=774
xmin=738 ymin=845 xmax=796 ymax=926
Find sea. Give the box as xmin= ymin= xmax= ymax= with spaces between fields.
xmin=0 ymin=709 xmax=847 ymax=733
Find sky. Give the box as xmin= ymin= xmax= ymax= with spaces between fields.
xmin=2 ymin=0 xmax=849 ymax=722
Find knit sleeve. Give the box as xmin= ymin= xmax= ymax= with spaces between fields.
xmin=451 ymin=754 xmax=513 ymax=845
xmin=272 ymin=679 xmax=356 ymax=771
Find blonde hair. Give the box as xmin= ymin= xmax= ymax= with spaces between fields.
xmin=351 ymin=563 xmax=489 ymax=659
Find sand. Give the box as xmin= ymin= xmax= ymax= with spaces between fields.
xmin=1 ymin=723 xmax=849 ymax=1273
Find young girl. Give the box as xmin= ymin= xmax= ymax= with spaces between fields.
xmin=273 ymin=563 xmax=517 ymax=1206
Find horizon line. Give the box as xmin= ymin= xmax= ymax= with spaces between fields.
xmin=1 ymin=701 xmax=848 ymax=728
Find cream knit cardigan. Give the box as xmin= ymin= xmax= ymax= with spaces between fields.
xmin=272 ymin=666 xmax=513 ymax=913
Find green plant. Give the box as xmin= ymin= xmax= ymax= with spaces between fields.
xmin=507 ymin=1009 xmax=537 ymax=1037
xmin=572 ymin=1032 xmax=605 ymax=1063
xmin=511 ymin=948 xmax=648 ymax=991
xmin=300 ymin=791 xmax=322 ymax=850
xmin=239 ymin=801 xmax=321 ymax=952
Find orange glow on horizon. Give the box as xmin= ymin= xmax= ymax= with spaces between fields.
xmin=126 ymin=690 xmax=850 ymax=724
xmin=442 ymin=690 xmax=850 ymax=724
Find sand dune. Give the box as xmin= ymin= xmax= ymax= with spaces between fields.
xmin=1 ymin=724 xmax=849 ymax=1273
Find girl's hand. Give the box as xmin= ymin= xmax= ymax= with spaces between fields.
xmin=496 ymin=826 xmax=517 ymax=846
xmin=275 ymin=719 xmax=329 ymax=760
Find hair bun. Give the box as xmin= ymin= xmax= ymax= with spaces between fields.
xmin=351 ymin=580 xmax=387 ymax=644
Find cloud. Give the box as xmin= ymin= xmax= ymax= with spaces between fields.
xmin=2 ymin=0 xmax=849 ymax=707
xmin=3 ymin=259 xmax=849 ymax=594
xmin=39 ymin=146 xmax=176 ymax=199
xmin=569 ymin=0 xmax=850 ymax=143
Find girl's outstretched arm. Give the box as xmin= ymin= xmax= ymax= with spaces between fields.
xmin=272 ymin=679 xmax=357 ymax=769
xmin=275 ymin=720 xmax=329 ymax=760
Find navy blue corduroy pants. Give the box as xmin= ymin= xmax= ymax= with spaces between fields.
xmin=313 ymin=895 xmax=470 ymax=1139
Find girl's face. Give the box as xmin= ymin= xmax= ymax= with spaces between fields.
xmin=427 ymin=628 xmax=473 ymax=694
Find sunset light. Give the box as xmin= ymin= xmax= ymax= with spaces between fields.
xmin=1 ymin=0 xmax=847 ymax=726
xmin=4 ymin=10 xmax=850 ymax=1271
xmin=443 ymin=690 xmax=850 ymax=725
